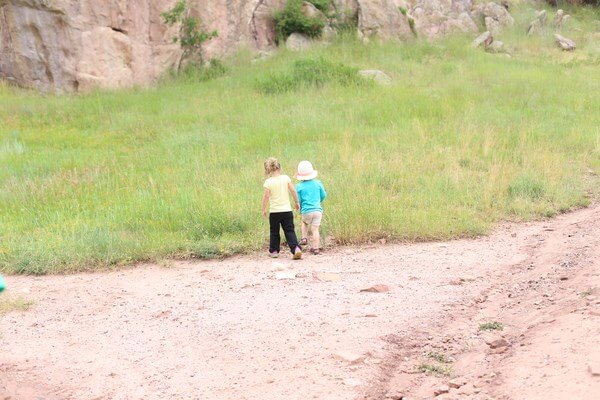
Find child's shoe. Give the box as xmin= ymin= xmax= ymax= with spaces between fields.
xmin=292 ymin=247 xmax=302 ymax=260
xmin=299 ymin=237 xmax=308 ymax=246
xmin=269 ymin=251 xmax=279 ymax=258
xmin=309 ymin=248 xmax=321 ymax=255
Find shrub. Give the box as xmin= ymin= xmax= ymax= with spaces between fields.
xmin=256 ymin=57 xmax=366 ymax=94
xmin=161 ymin=0 xmax=218 ymax=68
xmin=308 ymin=0 xmax=332 ymax=12
xmin=273 ymin=0 xmax=327 ymax=42
xmin=161 ymin=59 xmax=227 ymax=84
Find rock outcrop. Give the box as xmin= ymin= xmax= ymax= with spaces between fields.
xmin=0 ymin=0 xmax=499 ymax=91
xmin=410 ymin=0 xmax=478 ymax=39
xmin=0 ymin=0 xmax=182 ymax=91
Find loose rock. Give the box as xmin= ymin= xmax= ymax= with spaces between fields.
xmin=449 ymin=377 xmax=467 ymax=389
xmin=472 ymin=31 xmax=493 ymax=48
xmin=486 ymin=40 xmax=505 ymax=54
xmin=488 ymin=338 xmax=509 ymax=349
xmin=300 ymin=1 xmax=326 ymax=20
xmin=286 ymin=33 xmax=313 ymax=52
xmin=485 ymin=17 xmax=502 ymax=36
xmin=434 ymin=384 xmax=450 ymax=396
xmin=333 ymin=351 xmax=366 ymax=364
xmin=315 ymin=272 xmax=341 ymax=282
xmin=275 ymin=271 xmax=297 ymax=280
xmin=554 ymin=34 xmax=576 ymax=51
xmin=358 ymin=70 xmax=392 ymax=86
xmin=589 ymin=363 xmax=600 ymax=376
xmin=536 ymin=10 xmax=547 ymax=26
xmin=360 ymin=284 xmax=390 ymax=293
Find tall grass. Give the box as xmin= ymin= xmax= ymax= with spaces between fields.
xmin=1 ymin=7 xmax=599 ymax=274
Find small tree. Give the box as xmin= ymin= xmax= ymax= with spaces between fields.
xmin=161 ymin=0 xmax=218 ymax=70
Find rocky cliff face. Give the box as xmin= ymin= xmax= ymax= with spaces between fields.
xmin=0 ymin=0 xmax=479 ymax=91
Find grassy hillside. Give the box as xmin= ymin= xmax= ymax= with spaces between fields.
xmin=1 ymin=5 xmax=599 ymax=274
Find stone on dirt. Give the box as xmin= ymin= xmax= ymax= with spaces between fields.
xmin=275 ymin=271 xmax=297 ymax=280
xmin=434 ymin=384 xmax=450 ymax=396
xmin=360 ymin=284 xmax=391 ymax=293
xmin=589 ymin=363 xmax=600 ymax=376
xmin=333 ymin=351 xmax=366 ymax=364
xmin=488 ymin=338 xmax=509 ymax=349
xmin=449 ymin=377 xmax=467 ymax=389
xmin=315 ymin=272 xmax=341 ymax=282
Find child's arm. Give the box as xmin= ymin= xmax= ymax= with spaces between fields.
xmin=320 ymin=182 xmax=327 ymax=201
xmin=288 ymin=183 xmax=300 ymax=211
xmin=262 ymin=188 xmax=270 ymax=218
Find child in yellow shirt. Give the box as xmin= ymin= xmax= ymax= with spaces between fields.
xmin=261 ymin=157 xmax=302 ymax=259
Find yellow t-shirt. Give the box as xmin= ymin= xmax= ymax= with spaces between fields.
xmin=264 ymin=174 xmax=292 ymax=213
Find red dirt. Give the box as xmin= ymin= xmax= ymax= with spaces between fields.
xmin=2 ymin=205 xmax=599 ymax=400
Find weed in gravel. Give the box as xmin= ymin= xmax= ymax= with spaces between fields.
xmin=0 ymin=297 xmax=34 ymax=315
xmin=426 ymin=351 xmax=451 ymax=364
xmin=417 ymin=362 xmax=454 ymax=377
xmin=479 ymin=321 xmax=504 ymax=331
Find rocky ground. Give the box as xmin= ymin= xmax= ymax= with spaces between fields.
xmin=1 ymin=205 xmax=599 ymax=399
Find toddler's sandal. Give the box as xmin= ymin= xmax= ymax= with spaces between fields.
xmin=299 ymin=238 xmax=308 ymax=246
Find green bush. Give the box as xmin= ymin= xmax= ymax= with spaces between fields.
xmin=308 ymin=0 xmax=332 ymax=12
xmin=256 ymin=57 xmax=366 ymax=94
xmin=273 ymin=0 xmax=327 ymax=42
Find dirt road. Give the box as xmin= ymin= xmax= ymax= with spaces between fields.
xmin=2 ymin=205 xmax=599 ymax=399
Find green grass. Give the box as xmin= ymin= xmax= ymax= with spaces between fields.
xmin=1 ymin=6 xmax=599 ymax=274
xmin=0 ymin=296 xmax=34 ymax=315
xmin=479 ymin=321 xmax=504 ymax=331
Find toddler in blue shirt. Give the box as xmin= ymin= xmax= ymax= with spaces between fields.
xmin=295 ymin=161 xmax=327 ymax=254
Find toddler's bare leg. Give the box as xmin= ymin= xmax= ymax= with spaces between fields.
xmin=301 ymin=221 xmax=309 ymax=240
xmin=310 ymin=225 xmax=320 ymax=249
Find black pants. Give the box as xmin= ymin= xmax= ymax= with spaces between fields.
xmin=269 ymin=212 xmax=300 ymax=253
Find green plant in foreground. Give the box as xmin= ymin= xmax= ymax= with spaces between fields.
xmin=161 ymin=0 xmax=218 ymax=68
xmin=479 ymin=321 xmax=504 ymax=331
xmin=0 ymin=297 xmax=34 ymax=315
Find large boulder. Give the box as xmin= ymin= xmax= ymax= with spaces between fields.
xmin=0 ymin=0 xmax=182 ymax=91
xmin=285 ymin=32 xmax=313 ymax=51
xmin=472 ymin=2 xmax=514 ymax=30
xmin=410 ymin=0 xmax=478 ymax=39
xmin=356 ymin=0 xmax=412 ymax=40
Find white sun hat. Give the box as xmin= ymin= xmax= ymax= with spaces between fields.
xmin=296 ymin=160 xmax=318 ymax=181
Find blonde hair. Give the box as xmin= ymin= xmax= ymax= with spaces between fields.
xmin=264 ymin=157 xmax=281 ymax=176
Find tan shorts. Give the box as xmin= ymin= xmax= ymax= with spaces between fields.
xmin=302 ymin=211 xmax=323 ymax=226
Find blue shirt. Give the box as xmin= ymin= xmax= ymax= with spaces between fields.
xmin=296 ymin=179 xmax=327 ymax=214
